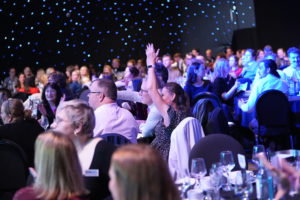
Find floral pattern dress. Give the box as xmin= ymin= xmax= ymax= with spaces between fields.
xmin=151 ymin=106 xmax=188 ymax=161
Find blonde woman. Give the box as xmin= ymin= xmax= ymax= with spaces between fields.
xmin=80 ymin=65 xmax=91 ymax=86
xmin=51 ymin=100 xmax=116 ymax=200
xmin=211 ymin=58 xmax=238 ymax=104
xmin=13 ymin=131 xmax=88 ymax=200
xmin=109 ymin=144 xmax=180 ymax=200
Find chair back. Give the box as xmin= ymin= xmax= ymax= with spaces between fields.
xmin=256 ymin=90 xmax=291 ymax=136
xmin=189 ymin=134 xmax=246 ymax=171
xmin=78 ymin=86 xmax=90 ymax=103
xmin=98 ymin=133 xmax=131 ymax=147
xmin=0 ymin=139 xmax=29 ymax=199
xmin=168 ymin=117 xmax=204 ymax=179
xmin=192 ymin=92 xmax=222 ymax=107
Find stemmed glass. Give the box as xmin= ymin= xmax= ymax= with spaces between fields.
xmin=252 ymin=145 xmax=265 ymax=168
xmin=220 ymin=151 xmax=235 ymax=191
xmin=191 ymin=158 xmax=207 ymax=190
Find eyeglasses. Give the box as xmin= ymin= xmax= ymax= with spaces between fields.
xmin=89 ymin=91 xmax=103 ymax=94
xmin=139 ymin=89 xmax=148 ymax=94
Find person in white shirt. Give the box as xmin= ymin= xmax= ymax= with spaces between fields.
xmin=238 ymin=59 xmax=288 ymax=112
xmin=139 ymin=78 xmax=162 ymax=137
xmin=88 ymin=79 xmax=138 ymax=143
xmin=283 ymin=47 xmax=300 ymax=95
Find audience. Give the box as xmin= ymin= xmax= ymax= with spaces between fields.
xmin=1 ymin=43 xmax=300 ymax=199
xmin=229 ymin=55 xmax=242 ymax=79
xmin=13 ymin=131 xmax=88 ymax=200
xmin=146 ymin=44 xmax=190 ymax=161
xmin=162 ymin=53 xmax=181 ymax=83
xmin=68 ymin=69 xmax=82 ymax=98
xmin=51 ymin=100 xmax=116 ymax=200
xmin=238 ymin=59 xmax=288 ymax=112
xmin=38 ymin=83 xmax=62 ymax=128
xmin=80 ymin=65 xmax=91 ymax=86
xmin=3 ymin=67 xmax=18 ymax=95
xmin=109 ymin=144 xmax=180 ymax=200
xmin=0 ymin=98 xmax=44 ymax=166
xmin=240 ymin=48 xmax=258 ymax=82
xmin=283 ymin=47 xmax=300 ymax=95
xmin=184 ymin=61 xmax=212 ymax=102
xmin=88 ymin=79 xmax=138 ymax=143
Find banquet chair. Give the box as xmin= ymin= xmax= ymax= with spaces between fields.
xmin=98 ymin=133 xmax=131 ymax=147
xmin=78 ymin=86 xmax=90 ymax=103
xmin=255 ymin=90 xmax=293 ymax=150
xmin=193 ymin=97 xmax=229 ymax=135
xmin=189 ymin=134 xmax=246 ymax=171
xmin=168 ymin=117 xmax=204 ymax=180
xmin=0 ymin=139 xmax=29 ymax=200
xmin=191 ymin=92 xmax=222 ymax=107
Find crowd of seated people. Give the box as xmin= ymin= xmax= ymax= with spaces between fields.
xmin=0 ymin=44 xmax=300 ymax=200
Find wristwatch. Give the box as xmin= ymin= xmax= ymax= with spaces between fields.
xmin=147 ymin=65 xmax=153 ymax=69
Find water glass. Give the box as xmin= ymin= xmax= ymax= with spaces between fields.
xmin=220 ymin=151 xmax=235 ymax=191
xmin=191 ymin=158 xmax=207 ymax=190
xmin=252 ymin=145 xmax=265 ymax=167
xmin=234 ymin=173 xmax=253 ymax=200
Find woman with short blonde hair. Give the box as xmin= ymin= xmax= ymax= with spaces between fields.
xmin=51 ymin=100 xmax=116 ymax=200
xmin=109 ymin=144 xmax=180 ymax=200
xmin=13 ymin=131 xmax=88 ymax=200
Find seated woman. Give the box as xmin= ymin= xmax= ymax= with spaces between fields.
xmin=13 ymin=131 xmax=88 ymax=200
xmin=109 ymin=144 xmax=180 ymax=200
xmin=80 ymin=65 xmax=91 ymax=86
xmin=0 ymin=98 xmax=44 ymax=167
xmin=99 ymin=65 xmax=116 ymax=81
xmin=146 ymin=44 xmax=190 ymax=161
xmin=229 ymin=55 xmax=242 ymax=79
xmin=238 ymin=59 xmax=289 ymax=112
xmin=184 ymin=62 xmax=212 ymax=103
xmin=38 ymin=83 xmax=62 ymax=129
xmin=51 ymin=100 xmax=116 ymax=200
xmin=211 ymin=58 xmax=239 ymax=105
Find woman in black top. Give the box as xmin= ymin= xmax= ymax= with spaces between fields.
xmin=51 ymin=99 xmax=116 ymax=200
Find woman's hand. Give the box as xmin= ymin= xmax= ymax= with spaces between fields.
xmin=37 ymin=103 xmax=47 ymax=116
xmin=145 ymin=43 xmax=159 ymax=66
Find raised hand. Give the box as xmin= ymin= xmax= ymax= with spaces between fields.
xmin=145 ymin=43 xmax=159 ymax=66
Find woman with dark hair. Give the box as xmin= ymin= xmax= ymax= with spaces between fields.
xmin=109 ymin=144 xmax=180 ymax=200
xmin=146 ymin=44 xmax=190 ymax=161
xmin=229 ymin=55 xmax=242 ymax=79
xmin=184 ymin=62 xmax=212 ymax=102
xmin=38 ymin=83 xmax=62 ymax=128
xmin=239 ymin=59 xmax=288 ymax=112
xmin=17 ymin=77 xmax=40 ymax=94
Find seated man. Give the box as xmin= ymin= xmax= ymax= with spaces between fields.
xmin=239 ymin=59 xmax=288 ymax=113
xmin=88 ymin=79 xmax=138 ymax=143
xmin=283 ymin=47 xmax=300 ymax=95
xmin=240 ymin=49 xmax=258 ymax=82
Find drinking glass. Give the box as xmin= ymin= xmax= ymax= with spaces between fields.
xmin=191 ymin=158 xmax=207 ymax=190
xmin=252 ymin=145 xmax=265 ymax=167
xmin=220 ymin=151 xmax=235 ymax=191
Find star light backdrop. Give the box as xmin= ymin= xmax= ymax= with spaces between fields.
xmin=0 ymin=0 xmax=255 ymax=74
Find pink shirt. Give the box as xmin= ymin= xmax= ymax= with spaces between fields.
xmin=93 ymin=103 xmax=138 ymax=143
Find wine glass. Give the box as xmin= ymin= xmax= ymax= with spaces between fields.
xmin=252 ymin=145 xmax=265 ymax=167
xmin=220 ymin=151 xmax=235 ymax=191
xmin=191 ymin=158 xmax=207 ymax=190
